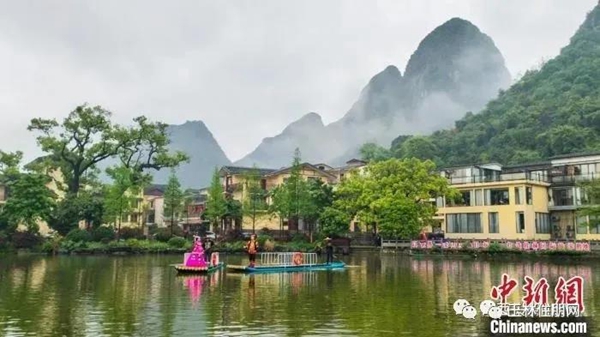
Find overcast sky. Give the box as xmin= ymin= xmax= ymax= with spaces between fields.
xmin=0 ymin=0 xmax=596 ymax=162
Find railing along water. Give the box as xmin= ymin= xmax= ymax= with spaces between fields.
xmin=259 ymin=252 xmax=318 ymax=267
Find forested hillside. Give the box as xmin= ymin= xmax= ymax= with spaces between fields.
xmin=391 ymin=5 xmax=600 ymax=166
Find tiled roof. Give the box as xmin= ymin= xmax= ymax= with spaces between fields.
xmin=220 ymin=166 xmax=277 ymax=176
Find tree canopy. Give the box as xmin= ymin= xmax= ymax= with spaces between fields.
xmin=204 ymin=168 xmax=227 ymax=231
xmin=28 ymin=104 xmax=188 ymax=194
xmin=333 ymin=158 xmax=456 ymax=238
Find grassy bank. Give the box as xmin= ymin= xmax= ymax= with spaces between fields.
xmin=406 ymin=246 xmax=594 ymax=260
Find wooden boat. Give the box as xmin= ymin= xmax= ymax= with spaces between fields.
xmin=226 ymin=252 xmax=346 ymax=273
xmin=173 ymin=262 xmax=225 ymax=274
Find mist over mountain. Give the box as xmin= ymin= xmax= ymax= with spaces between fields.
xmin=390 ymin=4 xmax=600 ymax=165
xmin=151 ymin=121 xmax=231 ymax=188
xmin=236 ymin=17 xmax=511 ymax=168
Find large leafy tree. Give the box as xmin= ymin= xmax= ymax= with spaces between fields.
xmin=204 ymin=168 xmax=227 ymax=232
xmin=28 ymin=104 xmax=187 ymax=195
xmin=334 ymin=158 xmax=456 ymax=239
xmin=163 ymin=171 xmax=185 ymax=236
xmin=242 ymin=166 xmax=267 ymax=234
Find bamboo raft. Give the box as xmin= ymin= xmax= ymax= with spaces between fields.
xmin=173 ymin=262 xmax=225 ymax=274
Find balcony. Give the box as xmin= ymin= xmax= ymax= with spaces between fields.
xmin=446 ymin=172 xmax=548 ymax=185
xmin=550 ymin=173 xmax=598 ymax=185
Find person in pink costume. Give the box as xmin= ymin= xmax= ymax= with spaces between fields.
xmin=184 ymin=236 xmax=207 ymax=268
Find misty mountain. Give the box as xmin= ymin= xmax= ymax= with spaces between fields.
xmin=391 ymin=4 xmax=600 ymax=165
xmin=235 ymin=112 xmax=326 ymax=168
xmin=236 ymin=17 xmax=510 ymax=168
xmin=151 ymin=121 xmax=231 ymax=188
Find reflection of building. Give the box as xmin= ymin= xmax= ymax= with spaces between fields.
xmin=219 ymin=159 xmax=366 ymax=232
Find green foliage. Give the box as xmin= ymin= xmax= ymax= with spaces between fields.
xmin=360 ymin=143 xmax=391 ymax=162
xmin=334 ymin=158 xmax=456 ymax=239
xmin=163 ymin=171 xmax=185 ymax=233
xmin=167 ymin=236 xmax=187 ymax=248
xmin=389 ymin=9 xmax=600 ymax=166
xmin=205 ymin=167 xmax=227 ymax=229
xmin=103 ymin=166 xmax=140 ymax=229
xmin=65 ymin=229 xmax=92 ymax=243
xmin=318 ymin=207 xmax=351 ymax=236
xmin=48 ymin=194 xmax=83 ymax=235
xmin=578 ymin=179 xmax=600 ymax=228
xmin=2 ymin=172 xmax=57 ymax=233
xmin=92 ymin=226 xmax=115 ymax=242
xmin=119 ymin=227 xmax=144 ymax=240
xmin=257 ymin=234 xmax=273 ymax=247
xmin=11 ymin=231 xmax=43 ymax=249
xmin=28 ymin=105 xmax=187 ymax=194
xmin=487 ymin=242 xmax=505 ymax=254
xmin=154 ymin=227 xmax=184 ymax=242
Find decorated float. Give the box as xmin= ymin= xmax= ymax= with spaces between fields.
xmin=227 ymin=252 xmax=345 ymax=273
xmin=173 ymin=236 xmax=225 ymax=274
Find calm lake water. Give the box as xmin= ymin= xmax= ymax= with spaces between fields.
xmin=0 ymin=252 xmax=598 ymax=336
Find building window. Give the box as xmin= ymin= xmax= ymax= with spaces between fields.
xmin=489 ymin=188 xmax=509 ymax=205
xmin=516 ymin=212 xmax=525 ymax=233
xmin=131 ymin=214 xmax=139 ymax=223
xmin=526 ymin=187 xmax=533 ymax=205
xmin=589 ymin=216 xmax=600 ymax=234
xmin=514 ymin=187 xmax=522 ymax=205
xmin=446 ymin=213 xmax=482 ymax=233
xmin=488 ymin=212 xmax=499 ymax=233
xmin=460 ymin=190 xmax=472 ymax=206
xmin=577 ymin=216 xmax=588 ymax=234
xmin=535 ymin=213 xmax=550 ymax=234
xmin=436 ymin=197 xmax=445 ymax=208
xmin=353 ymin=222 xmax=361 ymax=232
xmin=552 ymin=188 xmax=573 ymax=206
xmin=474 ymin=189 xmax=483 ymax=206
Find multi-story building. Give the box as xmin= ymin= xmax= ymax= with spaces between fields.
xmin=219 ymin=159 xmax=366 ymax=233
xmin=434 ymin=163 xmax=552 ymax=240
xmin=547 ymin=152 xmax=600 ymax=240
xmin=143 ymin=184 xmax=166 ymax=227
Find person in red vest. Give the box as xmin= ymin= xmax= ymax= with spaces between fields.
xmin=246 ymin=234 xmax=259 ymax=267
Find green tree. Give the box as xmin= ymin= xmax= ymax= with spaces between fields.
xmin=578 ymin=179 xmax=600 ymax=230
xmin=242 ymin=166 xmax=267 ymax=234
xmin=304 ymin=179 xmax=334 ymax=241
xmin=335 ymin=158 xmax=456 ymax=239
xmin=103 ymin=166 xmax=139 ymax=237
xmin=318 ymin=207 xmax=350 ymax=236
xmin=2 ymin=173 xmax=56 ymax=233
xmin=163 ymin=171 xmax=184 ymax=236
xmin=269 ymin=149 xmax=311 ymax=231
xmin=205 ymin=168 xmax=227 ymax=232
xmin=28 ymin=104 xmax=187 ymax=194
xmin=359 ymin=143 xmax=391 ymax=162
xmin=394 ymin=136 xmax=440 ymax=163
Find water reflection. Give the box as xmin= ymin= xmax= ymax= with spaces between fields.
xmin=0 ymin=254 xmax=598 ymax=336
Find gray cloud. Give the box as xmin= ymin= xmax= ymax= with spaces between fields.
xmin=0 ymin=0 xmax=595 ymax=162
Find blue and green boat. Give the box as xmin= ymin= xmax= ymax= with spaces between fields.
xmin=226 ymin=252 xmax=346 ymax=273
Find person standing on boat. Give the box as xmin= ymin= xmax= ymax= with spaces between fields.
xmin=204 ymin=237 xmax=214 ymax=263
xmin=246 ymin=234 xmax=259 ymax=267
xmin=325 ymin=237 xmax=334 ymax=264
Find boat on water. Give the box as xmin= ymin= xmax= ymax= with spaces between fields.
xmin=173 ymin=235 xmax=225 ymax=274
xmin=226 ymin=252 xmax=346 ymax=273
